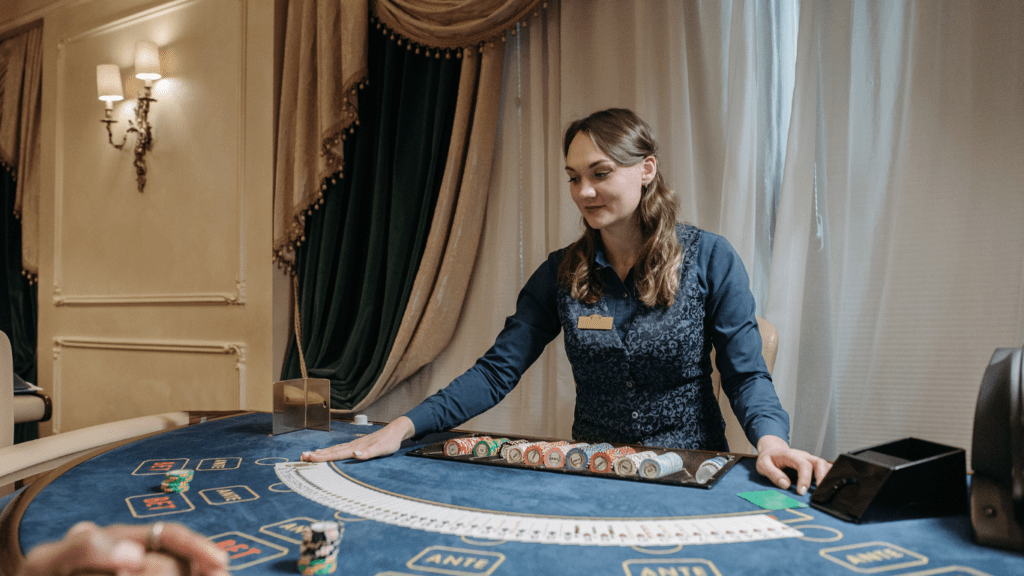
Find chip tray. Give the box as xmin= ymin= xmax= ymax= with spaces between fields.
xmin=407 ymin=434 xmax=742 ymax=489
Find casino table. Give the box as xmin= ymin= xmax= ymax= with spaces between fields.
xmin=1 ymin=412 xmax=1020 ymax=575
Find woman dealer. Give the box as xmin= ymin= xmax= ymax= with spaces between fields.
xmin=303 ymin=108 xmax=831 ymax=495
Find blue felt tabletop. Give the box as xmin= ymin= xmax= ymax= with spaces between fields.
xmin=3 ymin=412 xmax=1020 ymax=575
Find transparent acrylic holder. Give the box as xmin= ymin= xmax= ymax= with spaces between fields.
xmin=272 ymin=378 xmax=331 ymax=435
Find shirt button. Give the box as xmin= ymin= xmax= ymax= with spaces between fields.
xmin=626 ymin=381 xmax=633 ymax=388
xmin=631 ymin=411 xmax=639 ymax=419
xmin=623 ymin=292 xmax=628 ymax=299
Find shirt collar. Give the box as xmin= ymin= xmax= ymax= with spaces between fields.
xmin=593 ymin=238 xmax=613 ymax=269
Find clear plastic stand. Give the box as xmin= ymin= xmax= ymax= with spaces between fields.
xmin=272 ymin=378 xmax=332 ymax=435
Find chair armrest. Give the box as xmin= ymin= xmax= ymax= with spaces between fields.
xmin=0 ymin=412 xmax=190 ymax=490
xmin=13 ymin=393 xmax=51 ymax=424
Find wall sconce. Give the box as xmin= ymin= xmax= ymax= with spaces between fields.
xmin=97 ymin=41 xmax=162 ymax=193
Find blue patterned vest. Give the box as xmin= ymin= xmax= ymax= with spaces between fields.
xmin=557 ymin=225 xmax=728 ymax=451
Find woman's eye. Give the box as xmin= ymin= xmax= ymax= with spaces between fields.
xmin=595 ymin=171 xmax=609 ymax=178
xmin=567 ymin=176 xmax=580 ymax=183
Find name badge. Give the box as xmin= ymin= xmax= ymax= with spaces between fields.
xmin=577 ymin=314 xmax=613 ymax=330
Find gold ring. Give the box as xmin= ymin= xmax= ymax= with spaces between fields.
xmin=146 ymin=521 xmax=165 ymax=551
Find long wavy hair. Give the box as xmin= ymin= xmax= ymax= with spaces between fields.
xmin=557 ymin=109 xmax=681 ymax=308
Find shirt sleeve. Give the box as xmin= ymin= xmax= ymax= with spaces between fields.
xmin=701 ymin=233 xmax=791 ymax=446
xmin=403 ymin=254 xmax=563 ymax=436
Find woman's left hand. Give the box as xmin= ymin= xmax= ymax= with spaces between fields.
xmin=754 ymin=435 xmax=832 ymax=495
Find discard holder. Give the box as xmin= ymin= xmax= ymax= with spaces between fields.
xmin=272 ymin=378 xmax=332 ymax=435
xmin=970 ymin=346 xmax=1024 ymax=550
xmin=810 ymin=437 xmax=968 ymax=523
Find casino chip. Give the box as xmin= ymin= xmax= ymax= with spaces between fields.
xmin=613 ymin=450 xmax=657 ymax=477
xmin=565 ymin=443 xmax=612 ymax=471
xmin=160 ymin=469 xmax=194 ymax=493
xmin=504 ymin=441 xmax=542 ymax=464
xmin=589 ymin=447 xmax=636 ymax=473
xmin=298 ymin=521 xmax=344 ymax=575
xmin=498 ymin=439 xmax=531 ymax=460
xmin=444 ymin=436 xmax=491 ymax=457
xmin=544 ymin=443 xmax=586 ymax=468
xmin=639 ymin=452 xmax=684 ymax=479
xmin=473 ymin=438 xmax=509 ymax=457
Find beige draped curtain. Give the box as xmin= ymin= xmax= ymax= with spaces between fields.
xmin=0 ymin=24 xmax=42 ymax=280
xmin=273 ymin=0 xmax=545 ymax=411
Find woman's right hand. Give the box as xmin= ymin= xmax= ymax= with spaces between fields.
xmin=18 ymin=521 xmax=228 ymax=576
xmin=301 ymin=416 xmax=416 ymax=462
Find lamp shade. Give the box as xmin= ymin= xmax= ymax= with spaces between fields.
xmin=96 ymin=64 xmax=124 ymax=101
xmin=134 ymin=41 xmax=162 ymax=80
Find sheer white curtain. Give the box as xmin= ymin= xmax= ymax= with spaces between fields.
xmin=769 ymin=0 xmax=1024 ymax=461
xmin=366 ymin=0 xmax=790 ymax=448
xmin=369 ymin=1 xmax=1024 ymax=463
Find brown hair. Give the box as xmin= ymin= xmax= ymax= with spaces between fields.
xmin=557 ymin=109 xmax=681 ymax=307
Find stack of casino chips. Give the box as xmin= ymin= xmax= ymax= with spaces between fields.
xmin=497 ymin=439 xmax=531 ymax=460
xmin=472 ymin=438 xmax=509 ymax=457
xmin=639 ymin=451 xmax=685 ymax=479
xmin=565 ymin=443 xmax=612 ymax=471
xmin=589 ymin=446 xmax=636 ymax=473
xmin=298 ymin=521 xmax=343 ymax=575
xmin=544 ymin=443 xmax=588 ymax=468
xmin=504 ymin=441 xmax=542 ymax=464
xmin=444 ymin=436 xmax=491 ymax=457
xmin=523 ymin=441 xmax=569 ymax=466
xmin=160 ymin=469 xmax=194 ymax=493
xmin=613 ymin=450 xmax=658 ymax=476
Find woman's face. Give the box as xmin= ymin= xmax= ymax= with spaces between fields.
xmin=565 ymin=132 xmax=655 ymax=236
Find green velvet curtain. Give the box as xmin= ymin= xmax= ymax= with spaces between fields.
xmin=281 ymin=26 xmax=461 ymax=408
xmin=1 ymin=169 xmax=38 ymax=442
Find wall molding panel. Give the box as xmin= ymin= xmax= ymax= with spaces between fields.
xmin=52 ymin=0 xmax=247 ymax=307
xmin=52 ymin=335 xmax=247 ymax=433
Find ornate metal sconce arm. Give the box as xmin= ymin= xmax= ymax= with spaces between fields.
xmin=100 ymin=84 xmax=156 ymax=193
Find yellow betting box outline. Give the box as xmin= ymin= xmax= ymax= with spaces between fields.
xmin=197 ymin=457 xmax=242 ymax=471
xmin=125 ymin=491 xmax=195 ymax=518
xmin=459 ymin=535 xmax=505 ymax=547
xmin=622 ymin=558 xmax=723 ymax=576
xmin=198 ymin=485 xmax=260 ymax=506
xmin=899 ymin=567 xmax=993 ymax=576
xmin=132 ymin=458 xmax=189 ymax=476
xmin=209 ymin=531 xmax=289 ymax=570
xmin=259 ymin=516 xmax=321 ymax=545
xmin=774 ymin=508 xmax=815 ymax=524
xmin=794 ymin=524 xmax=844 ymax=543
xmin=407 ymin=546 xmax=506 ymax=576
xmin=334 ymin=510 xmax=367 ymax=523
xmin=819 ymin=541 xmax=928 ymax=573
xmin=631 ymin=544 xmax=684 ymax=555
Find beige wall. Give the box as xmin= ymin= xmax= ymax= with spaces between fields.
xmin=2 ymin=0 xmax=283 ymax=433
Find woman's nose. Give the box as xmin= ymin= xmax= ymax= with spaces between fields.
xmin=577 ymin=182 xmax=596 ymax=198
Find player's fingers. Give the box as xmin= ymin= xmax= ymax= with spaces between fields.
xmin=301 ymin=442 xmax=358 ymax=462
xmin=791 ymin=457 xmax=814 ymax=496
xmin=353 ymin=436 xmax=402 ymax=460
xmin=99 ymin=524 xmax=228 ymax=576
xmin=21 ymin=522 xmax=146 ymax=576
xmin=755 ymin=452 xmax=790 ymax=490
xmin=812 ymin=457 xmax=833 ymax=485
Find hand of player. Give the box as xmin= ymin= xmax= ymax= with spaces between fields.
xmin=18 ymin=521 xmax=229 ymax=576
xmin=755 ymin=435 xmax=832 ymax=496
xmin=301 ymin=416 xmax=416 ymax=462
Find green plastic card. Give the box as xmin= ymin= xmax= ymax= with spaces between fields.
xmin=738 ymin=490 xmax=808 ymax=510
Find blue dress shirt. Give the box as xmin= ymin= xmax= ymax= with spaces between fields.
xmin=404 ymin=225 xmax=790 ymax=450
